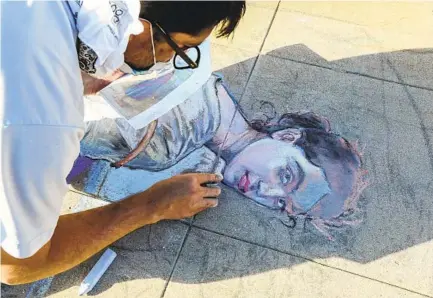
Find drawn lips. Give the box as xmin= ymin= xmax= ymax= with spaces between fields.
xmin=238 ymin=171 xmax=250 ymax=193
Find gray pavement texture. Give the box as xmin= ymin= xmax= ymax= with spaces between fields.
xmin=2 ymin=2 xmax=433 ymax=298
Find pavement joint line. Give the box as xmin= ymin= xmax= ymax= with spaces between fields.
xmin=190 ymin=223 xmax=433 ymax=298
xmin=264 ymin=53 xmax=433 ymax=92
xmin=68 ymin=188 xmax=95 ymax=197
xmin=239 ymin=0 xmax=281 ymax=104
xmin=95 ymin=166 xmax=111 ymax=198
xmin=160 ymin=221 xmax=193 ymax=298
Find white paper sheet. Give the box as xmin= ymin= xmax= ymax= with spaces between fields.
xmin=98 ymin=39 xmax=212 ymax=129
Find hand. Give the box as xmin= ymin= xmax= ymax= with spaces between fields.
xmin=182 ymin=149 xmax=226 ymax=176
xmin=140 ymin=173 xmax=223 ymax=221
xmin=81 ymin=70 xmax=124 ymax=95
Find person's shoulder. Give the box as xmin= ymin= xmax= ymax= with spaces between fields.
xmin=2 ymin=1 xmax=83 ymax=127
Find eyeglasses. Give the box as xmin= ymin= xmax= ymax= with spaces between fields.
xmin=153 ymin=21 xmax=201 ymax=70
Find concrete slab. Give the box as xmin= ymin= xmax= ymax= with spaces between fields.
xmin=278 ymin=2 xmax=433 ymax=30
xmin=211 ymin=4 xmax=276 ymax=53
xmin=246 ymin=0 xmax=279 ymax=10
xmin=193 ymin=54 xmax=433 ymax=295
xmin=61 ymin=191 xmax=86 ymax=215
xmin=240 ymin=55 xmax=433 ymax=130
xmin=193 ymin=182 xmax=433 ymax=295
xmin=262 ymin=3 xmax=433 ymax=89
xmin=45 ymin=221 xmax=188 ymax=298
xmin=164 ymin=228 xmax=426 ymax=298
xmin=211 ymin=43 xmax=257 ymax=95
xmin=1 ymin=284 xmax=29 ymax=298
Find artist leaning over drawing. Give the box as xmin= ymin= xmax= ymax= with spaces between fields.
xmin=83 ymin=75 xmax=368 ymax=239
xmin=1 ymin=1 xmax=246 ymax=284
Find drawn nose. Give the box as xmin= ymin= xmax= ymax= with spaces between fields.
xmin=258 ymin=181 xmax=286 ymax=197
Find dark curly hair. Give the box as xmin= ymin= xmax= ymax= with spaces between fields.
xmin=250 ymin=102 xmax=368 ymax=239
xmin=140 ymin=1 xmax=246 ymax=38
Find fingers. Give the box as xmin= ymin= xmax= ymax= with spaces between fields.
xmin=192 ymin=182 xmax=221 ymax=212
xmin=194 ymin=173 xmax=223 ymax=184
xmin=195 ymin=198 xmax=219 ymax=210
xmin=202 ymin=185 xmax=221 ymax=198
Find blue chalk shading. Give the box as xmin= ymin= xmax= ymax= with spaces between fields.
xmin=82 ymin=161 xmax=112 ymax=196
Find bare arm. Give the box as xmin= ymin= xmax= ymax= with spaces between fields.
xmin=1 ymin=173 xmax=222 ymax=285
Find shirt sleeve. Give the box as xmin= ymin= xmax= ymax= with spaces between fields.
xmin=0 ymin=125 xmax=83 ymax=259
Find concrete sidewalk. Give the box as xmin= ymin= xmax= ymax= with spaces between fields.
xmin=3 ymin=2 xmax=433 ymax=297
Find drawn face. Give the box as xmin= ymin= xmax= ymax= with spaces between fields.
xmin=223 ymin=128 xmax=331 ymax=213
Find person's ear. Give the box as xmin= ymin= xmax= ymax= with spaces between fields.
xmin=271 ymin=128 xmax=302 ymax=144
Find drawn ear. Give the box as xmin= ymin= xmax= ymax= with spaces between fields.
xmin=271 ymin=128 xmax=302 ymax=144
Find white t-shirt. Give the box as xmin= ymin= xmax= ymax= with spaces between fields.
xmin=0 ymin=1 xmax=84 ymax=258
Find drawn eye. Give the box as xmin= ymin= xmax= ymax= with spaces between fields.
xmin=280 ymin=168 xmax=292 ymax=185
xmin=278 ymin=199 xmax=286 ymax=209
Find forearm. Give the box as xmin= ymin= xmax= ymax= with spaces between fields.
xmin=1 ymin=193 xmax=158 ymax=285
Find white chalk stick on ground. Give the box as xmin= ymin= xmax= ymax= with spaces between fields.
xmin=78 ymin=248 xmax=117 ymax=296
